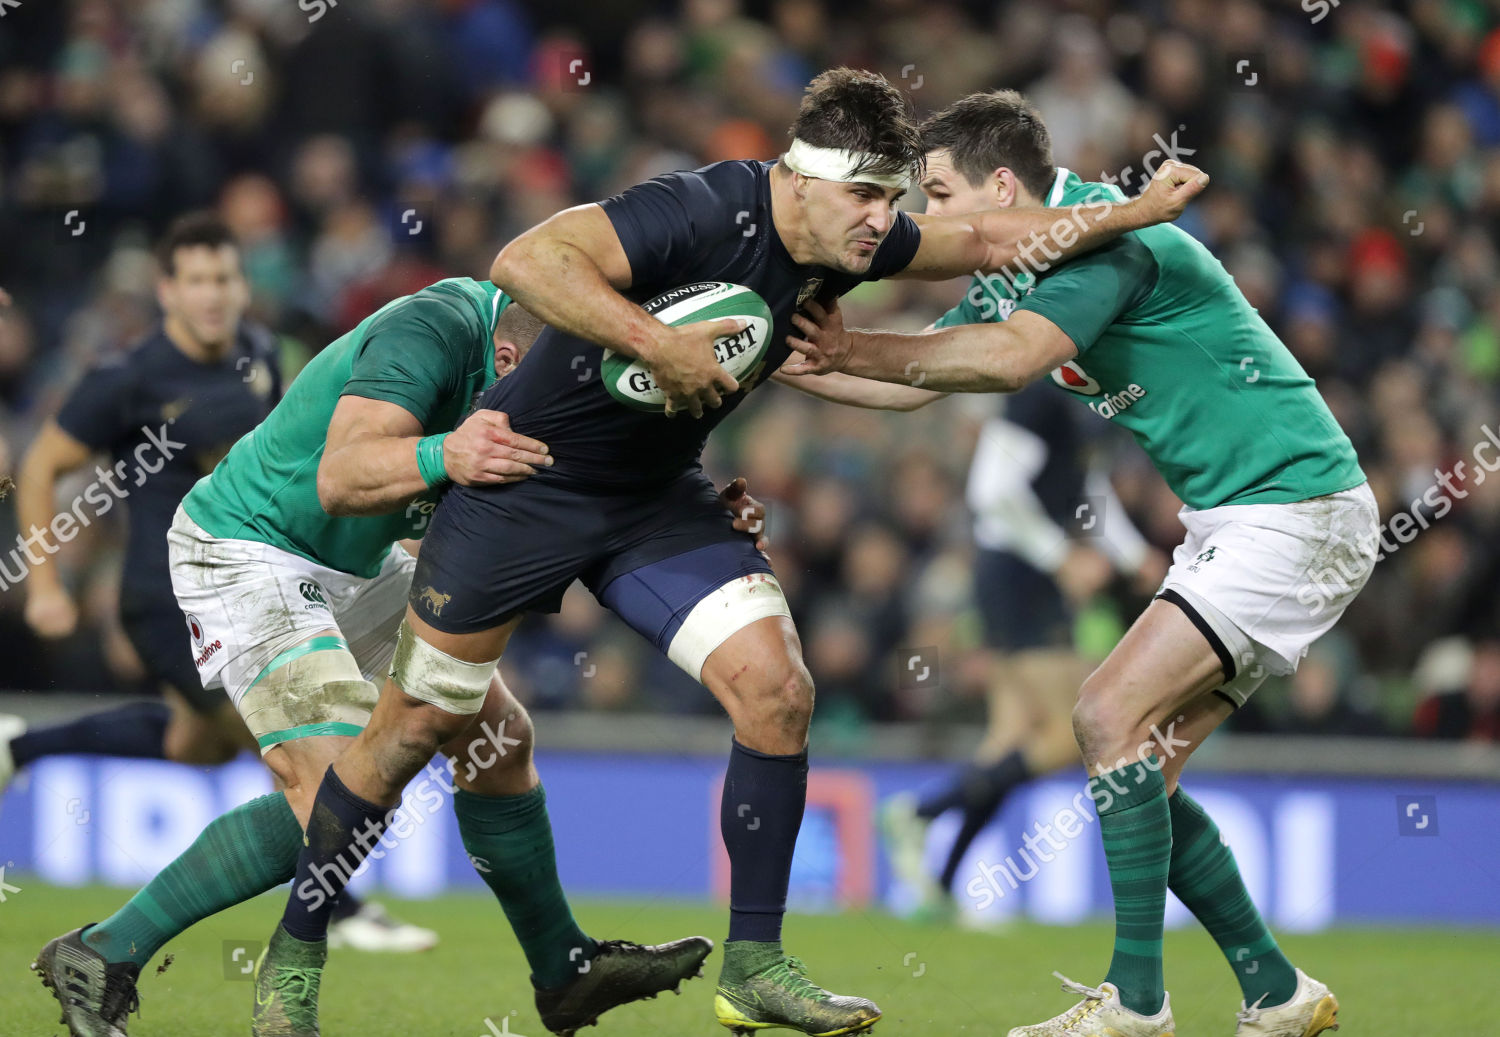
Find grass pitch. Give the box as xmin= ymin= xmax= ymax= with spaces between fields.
xmin=0 ymin=882 xmax=1489 ymax=1035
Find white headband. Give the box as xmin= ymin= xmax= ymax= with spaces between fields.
xmin=783 ymin=138 xmax=911 ymax=190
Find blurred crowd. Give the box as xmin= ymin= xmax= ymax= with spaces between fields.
xmin=1 ymin=0 xmax=1497 ymax=745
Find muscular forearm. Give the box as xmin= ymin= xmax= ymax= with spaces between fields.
xmin=491 ymin=238 xmax=665 ymax=364
xmin=773 ymin=369 xmax=946 ymax=411
xmin=318 ymin=438 xmax=429 ymax=517
xmin=842 ymin=325 xmax=1034 ymax=394
xmin=977 ymin=196 xmax=1145 ymax=275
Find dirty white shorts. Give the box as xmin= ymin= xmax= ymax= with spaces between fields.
xmin=168 ymin=507 xmax=415 ymax=748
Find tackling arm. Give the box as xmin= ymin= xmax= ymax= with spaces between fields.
xmin=771 ymin=364 xmax=947 ymax=411
xmin=317 ymin=399 xmax=551 ymax=517
xmin=784 ymin=301 xmax=1079 ymax=394
xmin=894 ymin=160 xmax=1207 ymax=281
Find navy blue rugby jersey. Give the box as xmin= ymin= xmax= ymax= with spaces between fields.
xmin=55 ymin=323 xmax=282 ymax=614
xmin=480 ymin=159 xmax=922 ymax=489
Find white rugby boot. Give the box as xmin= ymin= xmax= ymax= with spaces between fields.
xmin=1235 ymin=970 xmax=1339 ymax=1037
xmin=327 ymin=901 xmax=438 ymax=953
xmin=1008 ymin=974 xmax=1174 ymax=1037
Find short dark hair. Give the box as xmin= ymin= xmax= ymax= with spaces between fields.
xmin=785 ymin=68 xmax=923 ymax=183
xmin=156 ymin=212 xmax=238 ymax=276
xmin=920 ymin=90 xmax=1055 ymax=200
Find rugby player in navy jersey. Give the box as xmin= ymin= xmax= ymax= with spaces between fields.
xmin=3 ymin=215 xmax=277 ymax=773
xmin=1 ymin=214 xmax=433 ymax=955
xmin=263 ymin=69 xmax=1207 ymax=1037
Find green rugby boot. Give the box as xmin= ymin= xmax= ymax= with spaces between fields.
xmin=252 ymin=924 xmax=326 ymax=1037
xmin=32 ymin=926 xmax=141 ymax=1037
xmin=715 ymin=942 xmax=881 ymax=1036
xmin=535 ymin=936 xmax=713 ymax=1036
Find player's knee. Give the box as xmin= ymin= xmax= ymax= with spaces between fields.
xmin=394 ymin=701 xmax=470 ymax=758
xmin=449 ymin=702 xmax=535 ymax=793
xmin=1071 ymin=683 xmax=1132 ymax=769
xmin=743 ymin=664 xmax=815 ymax=742
xmin=1074 ymin=690 xmax=1163 ymax=775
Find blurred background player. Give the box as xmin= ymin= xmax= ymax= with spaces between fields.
xmin=880 ymin=383 xmax=1166 ymax=920
xmin=1 ymin=213 xmax=433 ymax=956
xmin=2 ymin=213 xmax=273 ymax=778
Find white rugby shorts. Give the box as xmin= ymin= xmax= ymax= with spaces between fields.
xmin=168 ymin=507 xmax=415 ymax=710
xmin=1156 ymin=482 xmax=1379 ymax=706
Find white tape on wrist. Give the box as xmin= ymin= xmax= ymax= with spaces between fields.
xmin=784 ymin=138 xmax=911 ymax=190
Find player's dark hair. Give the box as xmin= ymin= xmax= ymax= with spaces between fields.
xmin=920 ymin=90 xmax=1056 ymax=200
xmin=156 ymin=212 xmax=239 ymax=276
xmin=786 ymin=68 xmax=923 ymax=182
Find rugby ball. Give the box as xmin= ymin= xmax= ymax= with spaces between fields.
xmin=601 ymin=282 xmax=774 ymax=412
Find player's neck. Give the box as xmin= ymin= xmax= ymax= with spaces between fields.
xmin=163 ymin=315 xmax=232 ymax=364
xmin=768 ymin=164 xmax=819 ymax=265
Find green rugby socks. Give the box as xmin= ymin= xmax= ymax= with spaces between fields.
xmin=453 ymin=784 xmax=594 ymax=989
xmin=84 ymin=792 xmax=302 ymax=966
xmin=1167 ymin=787 xmax=1298 ymax=1007
xmin=1092 ymin=758 xmax=1170 ymax=1017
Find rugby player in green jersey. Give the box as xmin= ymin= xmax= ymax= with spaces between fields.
xmin=784 ymin=92 xmax=1369 ymax=1037
xmin=33 ymin=278 xmax=768 ymax=1037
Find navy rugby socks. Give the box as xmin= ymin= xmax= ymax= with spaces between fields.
xmin=280 ymin=765 xmax=390 ymax=944
xmin=721 ymin=738 xmax=808 ymax=944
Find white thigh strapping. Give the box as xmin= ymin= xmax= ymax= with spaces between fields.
xmin=667 ymin=572 xmax=792 ymax=681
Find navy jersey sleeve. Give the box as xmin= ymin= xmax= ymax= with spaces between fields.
xmin=601 ymin=170 xmax=730 ymax=287
xmin=55 ymin=361 xmax=133 ymax=450
xmin=864 ymin=210 xmax=922 ymax=280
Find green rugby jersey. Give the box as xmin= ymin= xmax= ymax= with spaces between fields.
xmin=937 ymin=169 xmax=1364 ymax=510
xmin=182 ymin=277 xmax=505 ymax=577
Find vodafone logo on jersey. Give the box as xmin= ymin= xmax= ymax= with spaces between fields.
xmin=1048 ymin=360 xmax=1149 ymax=419
xmin=1050 ymin=361 xmax=1102 ymax=395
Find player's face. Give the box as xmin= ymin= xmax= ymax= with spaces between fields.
xmin=803 ymin=177 xmax=904 ymax=274
xmin=920 ymin=150 xmax=1002 ymax=218
xmin=159 ymin=244 xmax=248 ymax=349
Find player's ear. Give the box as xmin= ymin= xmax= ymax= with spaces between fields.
xmin=993 ymin=167 xmax=1015 ymax=208
xmin=494 ymin=339 xmax=520 ymax=377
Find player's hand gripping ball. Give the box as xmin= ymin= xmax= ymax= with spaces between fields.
xmin=602 ymin=282 xmax=773 ymax=415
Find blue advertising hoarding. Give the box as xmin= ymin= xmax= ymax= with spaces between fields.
xmin=1 ymin=751 xmax=1495 ymax=928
